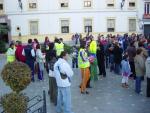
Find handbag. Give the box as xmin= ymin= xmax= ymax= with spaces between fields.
xmin=58 ymin=66 xmax=68 ymax=79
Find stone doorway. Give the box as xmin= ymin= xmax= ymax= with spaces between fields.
xmin=0 ymin=15 xmax=11 ymax=43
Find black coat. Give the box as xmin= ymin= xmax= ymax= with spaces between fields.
xmin=96 ymin=45 xmax=105 ymax=64
xmin=113 ymin=46 xmax=123 ymax=64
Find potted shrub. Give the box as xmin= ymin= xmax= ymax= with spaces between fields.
xmin=0 ymin=61 xmax=31 ymax=113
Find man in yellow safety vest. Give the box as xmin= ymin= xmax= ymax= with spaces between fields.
xmin=6 ymin=43 xmax=16 ymax=62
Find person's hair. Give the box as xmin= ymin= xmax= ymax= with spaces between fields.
xmin=18 ymin=41 xmax=22 ymax=45
xmin=80 ymin=42 xmax=86 ymax=49
xmin=49 ymin=42 xmax=54 ymax=50
xmin=122 ymin=54 xmax=128 ymax=60
xmin=136 ymin=48 xmax=143 ymax=55
xmin=34 ymin=38 xmax=39 ymax=43
xmin=130 ymin=41 xmax=134 ymax=46
xmin=9 ymin=43 xmax=14 ymax=47
xmin=60 ymin=38 xmax=63 ymax=41
xmin=28 ymin=39 xmax=32 ymax=44
xmin=36 ymin=44 xmax=40 ymax=49
xmin=60 ymin=51 xmax=67 ymax=58
xmin=138 ymin=41 xmax=144 ymax=47
xmin=45 ymin=36 xmax=49 ymax=42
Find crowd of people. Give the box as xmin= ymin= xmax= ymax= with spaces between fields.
xmin=5 ymin=33 xmax=150 ymax=113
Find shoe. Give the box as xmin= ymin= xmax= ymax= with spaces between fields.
xmin=81 ymin=92 xmax=85 ymax=94
xmin=85 ymin=91 xmax=89 ymax=94
xmin=86 ymin=86 xmax=92 ymax=88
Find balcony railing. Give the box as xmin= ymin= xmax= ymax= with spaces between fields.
xmin=143 ymin=14 xmax=150 ymax=19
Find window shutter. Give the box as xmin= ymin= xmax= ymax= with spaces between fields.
xmin=129 ymin=19 xmax=136 ymax=32
xmin=30 ymin=21 xmax=38 ymax=35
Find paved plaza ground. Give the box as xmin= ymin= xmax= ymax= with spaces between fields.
xmin=0 ymin=54 xmax=150 ymax=113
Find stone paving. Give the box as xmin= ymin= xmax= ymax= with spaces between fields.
xmin=0 ymin=55 xmax=150 ymax=113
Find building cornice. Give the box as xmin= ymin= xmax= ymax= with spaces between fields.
xmin=5 ymin=9 xmax=137 ymax=16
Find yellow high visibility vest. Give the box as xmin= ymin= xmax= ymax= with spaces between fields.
xmin=78 ymin=48 xmax=90 ymax=68
xmin=55 ymin=43 xmax=64 ymax=56
xmin=89 ymin=40 xmax=97 ymax=54
xmin=7 ymin=48 xmax=15 ymax=63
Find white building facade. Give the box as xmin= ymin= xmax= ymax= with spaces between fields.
xmin=0 ymin=0 xmax=147 ymax=42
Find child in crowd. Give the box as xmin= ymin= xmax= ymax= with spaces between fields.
xmin=121 ymin=54 xmax=131 ymax=88
xmin=72 ymin=46 xmax=78 ymax=68
xmin=36 ymin=44 xmax=45 ymax=80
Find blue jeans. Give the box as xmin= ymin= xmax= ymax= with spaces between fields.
xmin=56 ymin=87 xmax=73 ymax=113
xmin=135 ymin=76 xmax=142 ymax=94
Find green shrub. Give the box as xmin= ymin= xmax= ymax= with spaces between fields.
xmin=64 ymin=44 xmax=73 ymax=54
xmin=1 ymin=61 xmax=31 ymax=93
xmin=0 ymin=40 xmax=6 ymax=53
xmin=0 ymin=93 xmax=28 ymax=113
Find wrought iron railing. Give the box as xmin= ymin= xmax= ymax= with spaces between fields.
xmin=0 ymin=90 xmax=47 ymax=113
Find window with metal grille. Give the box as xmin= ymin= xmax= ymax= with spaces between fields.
xmin=84 ymin=1 xmax=92 ymax=7
xmin=107 ymin=19 xmax=115 ymax=32
xmin=61 ymin=20 xmax=69 ymax=33
xmin=0 ymin=4 xmax=3 ymax=10
xmin=28 ymin=0 xmax=37 ymax=9
xmin=30 ymin=21 xmax=38 ymax=35
xmin=106 ymin=0 xmax=114 ymax=7
xmin=84 ymin=19 xmax=92 ymax=32
xmin=129 ymin=19 xmax=136 ymax=32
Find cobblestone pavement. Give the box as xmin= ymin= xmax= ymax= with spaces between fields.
xmin=0 ymin=55 xmax=150 ymax=113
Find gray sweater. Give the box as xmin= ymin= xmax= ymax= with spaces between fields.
xmin=145 ymin=57 xmax=150 ymax=78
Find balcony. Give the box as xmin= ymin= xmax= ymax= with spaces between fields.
xmin=143 ymin=14 xmax=150 ymax=19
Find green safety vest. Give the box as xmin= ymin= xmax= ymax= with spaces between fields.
xmin=89 ymin=40 xmax=97 ymax=54
xmin=7 ymin=48 xmax=15 ymax=63
xmin=78 ymin=48 xmax=90 ymax=68
xmin=55 ymin=43 xmax=64 ymax=56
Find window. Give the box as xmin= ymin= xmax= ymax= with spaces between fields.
xmin=107 ymin=19 xmax=115 ymax=32
xmin=0 ymin=0 xmax=3 ymax=11
xmin=28 ymin=0 xmax=37 ymax=9
xmin=84 ymin=1 xmax=92 ymax=7
xmin=60 ymin=0 xmax=69 ymax=8
xmin=30 ymin=21 xmax=38 ymax=35
xmin=129 ymin=19 xmax=136 ymax=32
xmin=84 ymin=19 xmax=92 ymax=33
xmin=106 ymin=0 xmax=114 ymax=7
xmin=61 ymin=20 xmax=69 ymax=33
xmin=0 ymin=4 xmax=3 ymax=10
xmin=145 ymin=2 xmax=150 ymax=14
xmin=128 ymin=0 xmax=135 ymax=8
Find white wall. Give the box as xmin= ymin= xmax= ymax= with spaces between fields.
xmin=4 ymin=0 xmax=142 ymax=36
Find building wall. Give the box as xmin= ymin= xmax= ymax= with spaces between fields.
xmin=2 ymin=0 xmax=144 ymax=42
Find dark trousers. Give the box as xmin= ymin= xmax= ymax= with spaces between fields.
xmin=105 ymin=56 xmax=109 ymax=68
xmin=49 ymin=77 xmax=57 ymax=105
xmin=129 ymin=61 xmax=136 ymax=79
xmin=135 ymin=76 xmax=142 ymax=94
xmin=26 ymin=60 xmax=34 ymax=81
xmin=114 ymin=63 xmax=121 ymax=75
xmin=147 ymin=77 xmax=150 ymax=97
xmin=98 ymin=61 xmax=106 ymax=77
xmin=72 ymin=58 xmax=78 ymax=68
xmin=109 ymin=54 xmax=114 ymax=72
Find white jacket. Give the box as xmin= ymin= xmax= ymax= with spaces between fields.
xmin=145 ymin=57 xmax=150 ymax=78
xmin=54 ymin=58 xmax=73 ymax=87
xmin=36 ymin=49 xmax=45 ymax=63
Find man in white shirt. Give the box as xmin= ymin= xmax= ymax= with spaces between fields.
xmin=54 ymin=51 xmax=74 ymax=113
